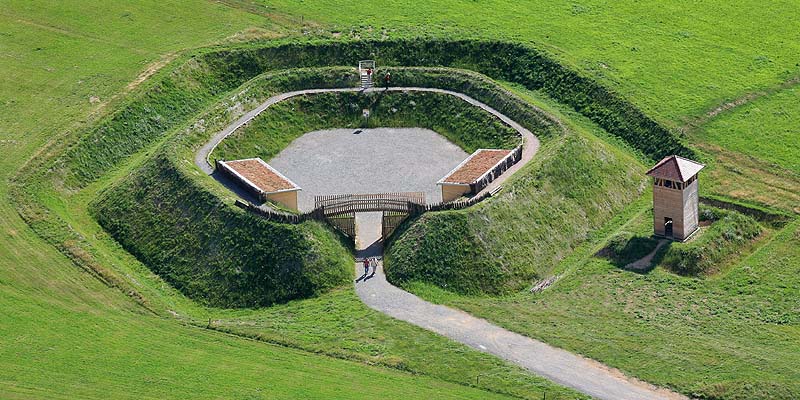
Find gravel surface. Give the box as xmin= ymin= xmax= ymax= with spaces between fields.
xmin=354 ymin=213 xmax=687 ymax=400
xmin=194 ymin=87 xmax=687 ymax=399
xmin=195 ymin=87 xmax=541 ymax=207
xmin=268 ymin=128 xmax=468 ymax=210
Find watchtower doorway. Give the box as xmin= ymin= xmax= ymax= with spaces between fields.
xmin=664 ymin=217 xmax=673 ymax=238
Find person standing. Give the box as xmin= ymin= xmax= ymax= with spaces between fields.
xmin=369 ymin=257 xmax=378 ymax=276
xmin=383 ymin=72 xmax=391 ymax=89
xmin=363 ymin=257 xmax=370 ymax=276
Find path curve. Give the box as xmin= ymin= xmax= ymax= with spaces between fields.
xmin=355 ymin=214 xmax=686 ymax=400
xmin=196 ymin=85 xmax=685 ymax=399
xmin=195 ymin=87 xmax=539 ymax=201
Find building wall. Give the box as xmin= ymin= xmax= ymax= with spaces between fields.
xmin=680 ymin=179 xmax=700 ymax=240
xmin=441 ymin=185 xmax=470 ymax=203
xmin=652 ymin=179 xmax=700 ymax=241
xmin=653 ymin=183 xmax=685 ymax=239
xmin=267 ymin=191 xmax=299 ymax=211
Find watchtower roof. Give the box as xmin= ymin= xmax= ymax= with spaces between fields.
xmin=646 ymin=155 xmax=705 ymax=183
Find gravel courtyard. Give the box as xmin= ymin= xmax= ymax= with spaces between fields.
xmin=268 ymin=128 xmax=469 ymax=210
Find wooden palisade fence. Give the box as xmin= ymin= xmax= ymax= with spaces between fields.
xmin=235 ymin=187 xmax=502 ymax=239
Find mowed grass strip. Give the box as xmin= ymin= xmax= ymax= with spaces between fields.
xmin=0 ymin=285 xmax=515 ymax=400
xmin=0 ymin=3 xmax=532 ymax=399
xmin=693 ymin=84 xmax=800 ymax=175
xmin=250 ymin=0 xmax=800 ymax=125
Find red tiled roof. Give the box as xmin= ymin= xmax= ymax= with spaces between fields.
xmin=646 ymin=155 xmax=705 ymax=182
xmin=220 ymin=158 xmax=300 ymax=193
xmin=439 ymin=149 xmax=512 ymax=185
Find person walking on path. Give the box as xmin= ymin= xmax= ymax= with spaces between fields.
xmin=383 ymin=72 xmax=391 ymax=89
xmin=356 ymin=258 xmax=370 ymax=283
xmin=368 ymin=257 xmax=378 ymax=278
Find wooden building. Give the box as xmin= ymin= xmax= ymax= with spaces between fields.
xmin=437 ymin=149 xmax=512 ymax=202
xmin=217 ymin=158 xmax=301 ymax=211
xmin=646 ymin=155 xmax=705 ymax=241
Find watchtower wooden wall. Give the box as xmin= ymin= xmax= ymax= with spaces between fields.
xmin=652 ymin=177 xmax=700 ymax=241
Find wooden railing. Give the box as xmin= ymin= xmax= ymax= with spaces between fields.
xmin=315 ymin=192 xmax=426 ymax=216
xmin=235 ymin=188 xmax=501 ymax=238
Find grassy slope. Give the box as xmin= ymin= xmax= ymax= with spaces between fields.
xmin=694 ymin=84 xmax=800 ymax=175
xmin=0 ymin=3 xmax=553 ymax=399
xmin=92 ymin=153 xmax=353 ymax=308
xmin=259 ymin=0 xmax=800 ymax=125
xmin=438 ymin=213 xmax=800 ymax=400
xmin=5 ymin=2 xmax=799 ymax=400
xmin=385 ymin=86 xmax=647 ymax=294
xmin=213 ymin=90 xmax=518 ymax=163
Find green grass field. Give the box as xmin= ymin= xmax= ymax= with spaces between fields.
xmin=3 ymin=1 xmax=800 ymax=399
xmin=0 ymin=2 xmax=575 ymax=399
xmin=693 ymin=84 xmax=800 ymax=174
xmin=412 ymin=211 xmax=800 ymax=399
xmin=260 ymin=0 xmax=800 ymax=125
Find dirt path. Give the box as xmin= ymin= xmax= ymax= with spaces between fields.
xmin=625 ymin=239 xmax=668 ymax=271
xmin=681 ymin=75 xmax=800 ymax=133
xmin=354 ymin=213 xmax=686 ymax=400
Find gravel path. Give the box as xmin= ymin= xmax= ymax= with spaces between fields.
xmin=194 ymin=87 xmax=540 ymax=202
xmin=354 ymin=213 xmax=687 ymax=400
xmin=196 ymin=86 xmax=685 ymax=399
xmin=269 ymin=128 xmax=468 ymax=210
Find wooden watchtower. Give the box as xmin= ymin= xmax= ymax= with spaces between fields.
xmin=646 ymin=155 xmax=705 ymax=241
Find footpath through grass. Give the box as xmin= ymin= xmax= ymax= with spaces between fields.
xmin=390 ymin=85 xmax=800 ymax=400
xmin=0 ymin=3 xmax=573 ymax=399
xmin=254 ymin=0 xmax=800 ymax=126
xmin=693 ymin=84 xmax=800 ymax=175
xmin=433 ymin=213 xmax=800 ymax=400
xmin=688 ymin=83 xmax=800 ymax=213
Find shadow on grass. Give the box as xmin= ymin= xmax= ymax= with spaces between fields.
xmin=596 ymin=234 xmax=667 ymax=274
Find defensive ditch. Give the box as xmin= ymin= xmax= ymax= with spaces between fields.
xmin=17 ymin=39 xmax=673 ymax=308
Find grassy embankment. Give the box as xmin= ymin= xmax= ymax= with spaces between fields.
xmin=93 ymin=86 xmax=519 ymax=308
xmin=212 ymin=89 xmax=520 ymax=163
xmin=22 ymin=54 xmax=587 ymax=398
xmin=0 ymin=4 xmax=579 ymax=399
xmin=8 ymin=4 xmax=798 ymax=398
xmin=387 ymin=84 xmax=800 ymax=400
xmin=0 ymin=3 xmax=525 ymax=399
xmin=12 ymin=35 xmax=709 ymax=398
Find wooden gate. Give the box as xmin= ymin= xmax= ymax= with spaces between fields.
xmin=314 ymin=192 xmax=425 ymax=240
xmin=327 ymin=211 xmax=356 ymax=238
xmin=382 ymin=210 xmax=409 ymax=240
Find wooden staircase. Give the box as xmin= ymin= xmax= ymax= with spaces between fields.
xmin=360 ymin=72 xmax=373 ymax=89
